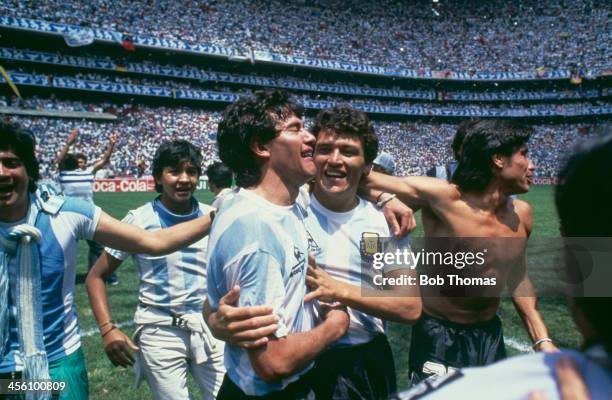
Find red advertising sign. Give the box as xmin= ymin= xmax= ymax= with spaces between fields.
xmin=93 ymin=178 xmax=155 ymax=192
xmin=93 ymin=177 xmax=209 ymax=192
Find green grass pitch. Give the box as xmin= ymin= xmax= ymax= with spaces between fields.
xmin=74 ymin=186 xmax=580 ymax=398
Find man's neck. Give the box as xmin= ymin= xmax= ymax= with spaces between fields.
xmin=159 ymin=196 xmax=193 ymax=215
xmin=313 ymin=187 xmax=358 ymax=213
xmin=462 ymin=183 xmax=511 ymax=213
xmin=251 ymin=172 xmax=300 ymax=206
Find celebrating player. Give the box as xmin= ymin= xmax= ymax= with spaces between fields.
xmin=364 ymin=119 xmax=558 ymax=384
xmin=86 ymin=140 xmax=225 ymax=399
xmin=303 ymin=105 xmax=421 ymax=399
xmin=0 ymin=122 xmax=214 ymax=400
xmin=56 ymin=127 xmax=118 ymax=284
xmin=206 ymin=90 xmax=349 ymax=399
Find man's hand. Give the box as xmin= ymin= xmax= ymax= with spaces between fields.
xmin=206 ymin=286 xmax=279 ymax=349
xmin=67 ymin=128 xmax=78 ymax=145
xmin=382 ymin=197 xmax=416 ymax=238
xmin=109 ymin=132 xmax=117 ymax=145
xmin=304 ymin=255 xmax=346 ymax=303
xmin=103 ymin=328 xmax=138 ymax=368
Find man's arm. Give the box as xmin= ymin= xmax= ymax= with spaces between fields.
xmin=92 ymin=133 xmax=117 ymax=173
xmin=363 ymin=171 xmax=454 ymax=210
xmin=54 ymin=128 xmax=78 ymax=165
xmin=249 ymin=305 xmax=348 ymax=383
xmin=86 ymin=251 xmax=138 ymax=367
xmin=93 ymin=209 xmax=213 ymax=256
xmin=211 ymin=250 xmax=349 ymax=383
xmin=509 ymin=200 xmax=558 ymax=352
xmin=304 ymin=262 xmax=421 ymax=324
xmin=357 ymin=185 xmax=417 ymax=238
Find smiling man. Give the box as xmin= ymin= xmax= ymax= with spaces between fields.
xmin=364 ymin=119 xmax=557 ymax=385
xmin=86 ymin=140 xmax=225 ymax=399
xmin=206 ymin=90 xmax=349 ymax=399
xmin=301 ymin=105 xmax=421 ymax=399
xmin=0 ymin=123 xmax=214 ymax=400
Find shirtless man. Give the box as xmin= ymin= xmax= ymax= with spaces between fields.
xmin=363 ymin=119 xmax=557 ymax=384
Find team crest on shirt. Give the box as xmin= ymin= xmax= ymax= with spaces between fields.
xmin=360 ymin=232 xmax=381 ymax=257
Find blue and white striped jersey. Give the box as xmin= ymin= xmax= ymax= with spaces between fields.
xmin=305 ymin=194 xmax=410 ymax=347
xmin=0 ymin=197 xmax=101 ymax=372
xmin=207 ymin=189 xmax=313 ymax=396
xmin=106 ymin=198 xmax=213 ymax=314
xmin=58 ymin=167 xmax=95 ymax=203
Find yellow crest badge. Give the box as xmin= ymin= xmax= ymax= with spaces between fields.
xmin=360 ymin=232 xmax=381 ymax=257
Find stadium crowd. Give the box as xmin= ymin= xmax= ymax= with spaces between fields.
xmin=1 ymin=96 xmax=601 ymax=179
xmin=3 ymin=46 xmax=607 ymax=102
xmin=4 ymin=68 xmax=610 ymax=118
xmin=1 ymin=0 xmax=609 ymax=72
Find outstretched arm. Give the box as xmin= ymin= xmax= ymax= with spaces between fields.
xmin=93 ymin=209 xmax=214 ymax=256
xmin=92 ymin=133 xmax=117 ymax=173
xmin=55 ymin=128 xmax=78 ymax=165
xmin=362 ymin=171 xmax=453 ymax=210
xmin=86 ymin=252 xmax=138 ymax=367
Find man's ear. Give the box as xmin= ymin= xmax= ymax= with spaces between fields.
xmin=492 ymin=153 xmax=505 ymax=169
xmin=249 ymin=137 xmax=271 ymax=161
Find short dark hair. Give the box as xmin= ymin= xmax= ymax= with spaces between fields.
xmin=59 ymin=153 xmax=79 ymax=171
xmin=310 ymin=105 xmax=378 ymax=164
xmin=452 ymin=120 xmax=532 ymax=192
xmin=0 ymin=121 xmax=40 ymax=192
xmin=75 ymin=153 xmax=87 ymax=163
xmin=152 ymin=140 xmax=203 ymax=193
xmin=206 ymin=161 xmax=233 ymax=189
xmin=555 ymin=132 xmax=612 ymax=351
xmin=217 ymin=90 xmax=303 ymax=188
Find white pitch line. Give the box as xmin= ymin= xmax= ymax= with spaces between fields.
xmin=81 ymin=320 xmax=134 ymax=337
xmin=504 ymin=336 xmax=533 ymax=353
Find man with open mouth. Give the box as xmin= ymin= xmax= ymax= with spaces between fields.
xmin=86 ymin=139 xmax=226 ymax=399
xmin=0 ymin=122 xmax=215 ymax=400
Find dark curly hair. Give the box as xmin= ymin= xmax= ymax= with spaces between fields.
xmin=0 ymin=121 xmax=40 ymax=193
xmin=152 ymin=140 xmax=203 ymax=193
xmin=205 ymin=161 xmax=233 ymax=189
xmin=59 ymin=153 xmax=79 ymax=171
xmin=451 ymin=120 xmax=532 ymax=192
xmin=310 ymin=105 xmax=378 ymax=164
xmin=217 ymin=90 xmax=303 ymax=188
xmin=452 ymin=120 xmax=479 ymax=160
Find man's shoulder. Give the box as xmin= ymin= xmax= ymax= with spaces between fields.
xmin=511 ymin=198 xmax=532 ymax=216
xmin=55 ymin=196 xmax=96 ymax=217
xmin=123 ymin=201 xmax=156 ymax=222
xmin=510 ymin=198 xmax=533 ymax=232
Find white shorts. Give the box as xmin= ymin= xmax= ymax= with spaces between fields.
xmin=137 ymin=325 xmax=225 ymax=400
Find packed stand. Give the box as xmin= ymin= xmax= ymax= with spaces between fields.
xmin=1 ymin=96 xmax=602 ymax=179
xmin=1 ymin=0 xmax=609 ymax=72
